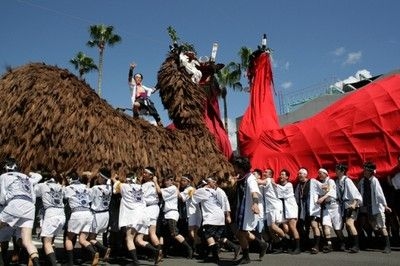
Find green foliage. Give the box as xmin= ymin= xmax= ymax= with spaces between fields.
xmin=166 ymin=26 xmax=196 ymax=54
xmin=86 ymin=24 xmax=122 ymax=96
xmin=69 ymin=51 xmax=98 ymax=79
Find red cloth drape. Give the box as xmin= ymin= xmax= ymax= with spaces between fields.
xmin=239 ymin=52 xmax=400 ymax=181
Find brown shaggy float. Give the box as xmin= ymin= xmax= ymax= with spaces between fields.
xmin=0 ymin=50 xmax=232 ymax=180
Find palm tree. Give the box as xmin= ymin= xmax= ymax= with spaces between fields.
xmin=238 ymin=46 xmax=252 ymax=84
xmin=87 ymin=24 xmax=121 ymax=96
xmin=69 ymin=51 xmax=98 ymax=80
xmin=216 ymin=62 xmax=243 ymax=131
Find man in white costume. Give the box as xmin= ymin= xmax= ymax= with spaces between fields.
xmin=137 ymin=166 xmax=162 ymax=263
xmin=294 ymin=168 xmax=322 ymax=254
xmin=0 ymin=157 xmax=42 ymax=266
xmin=335 ymin=163 xmax=363 ymax=253
xmin=128 ymin=63 xmax=163 ymax=126
xmin=357 ymin=161 xmax=392 ymax=253
xmin=192 ymin=176 xmax=227 ymax=263
xmin=257 ymin=168 xmax=285 ymax=251
xmin=316 ymin=168 xmax=345 ymax=253
xmin=87 ymin=168 xmax=112 ymax=262
xmin=233 ymin=156 xmax=268 ymax=264
xmin=63 ymin=171 xmax=97 ymax=266
xmin=113 ymin=173 xmax=156 ymax=265
xmin=35 ymin=170 xmax=65 ymax=266
xmin=276 ymin=169 xmax=301 ymax=254
xmin=153 ymin=175 xmax=193 ymax=259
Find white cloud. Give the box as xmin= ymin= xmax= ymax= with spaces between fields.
xmin=333 ymin=47 xmax=346 ymax=56
xmin=284 ymin=61 xmax=290 ymax=70
xmin=343 ymin=51 xmax=362 ymax=65
xmin=281 ymin=81 xmax=293 ymax=89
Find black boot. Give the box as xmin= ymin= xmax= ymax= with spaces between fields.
xmin=311 ymin=235 xmax=320 ymax=254
xmin=145 ymin=243 xmax=160 ymax=264
xmin=223 ymin=239 xmax=241 ymax=260
xmin=129 ymin=249 xmax=140 ymax=266
xmin=31 ymin=257 xmax=40 ymax=266
xmin=47 ymin=252 xmax=58 ymax=266
xmin=291 ymin=239 xmax=301 ymax=254
xmin=65 ymin=250 xmax=73 ymax=266
xmin=85 ymin=244 xmax=99 ymax=265
xmin=335 ymin=230 xmax=346 ymax=251
xmin=349 ymin=235 xmax=359 ymax=253
xmin=237 ymin=248 xmax=251 ymax=264
xmin=383 ymin=235 xmax=391 ymax=254
xmin=254 ymin=237 xmax=268 ymax=259
xmin=181 ymin=240 xmax=193 ymax=259
xmin=212 ymin=244 xmax=220 ymax=263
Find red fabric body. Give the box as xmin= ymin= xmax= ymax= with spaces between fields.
xmin=239 ymin=52 xmax=400 ymax=181
xmin=204 ymin=89 xmax=233 ymax=159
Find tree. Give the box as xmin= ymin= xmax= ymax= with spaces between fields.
xmin=238 ymin=46 xmax=252 ymax=83
xmin=69 ymin=51 xmax=98 ymax=80
xmin=216 ymin=61 xmax=243 ymax=131
xmin=87 ymin=24 xmax=121 ymax=96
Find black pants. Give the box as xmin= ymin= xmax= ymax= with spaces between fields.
xmin=134 ymin=98 xmax=161 ymax=122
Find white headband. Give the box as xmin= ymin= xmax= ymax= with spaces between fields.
xmin=144 ymin=168 xmax=154 ymax=175
xmin=318 ymin=168 xmax=328 ymax=176
xmin=99 ymin=172 xmax=110 ymax=180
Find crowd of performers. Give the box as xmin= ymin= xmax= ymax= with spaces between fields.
xmin=0 ymin=154 xmax=399 ymax=266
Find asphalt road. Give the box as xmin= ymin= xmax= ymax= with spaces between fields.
xmin=6 ymin=235 xmax=399 ymax=265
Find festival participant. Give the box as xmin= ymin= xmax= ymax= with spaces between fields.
xmin=178 ymin=174 xmax=200 ymax=252
xmin=335 ymin=163 xmax=363 ymax=253
xmin=232 ymin=156 xmax=268 ymax=264
xmin=357 ymin=161 xmax=392 ymax=253
xmin=216 ymin=178 xmax=241 ymax=261
xmin=34 ymin=169 xmax=66 ymax=266
xmin=136 ymin=166 xmax=162 ymax=264
xmin=128 ymin=63 xmax=163 ymax=126
xmin=113 ymin=173 xmax=155 ymax=265
xmin=257 ymin=168 xmax=285 ymax=252
xmin=153 ymin=175 xmax=193 ymax=259
xmin=275 ymin=169 xmax=301 ymax=254
xmin=87 ymin=168 xmax=112 ymax=262
xmin=294 ymin=167 xmax=322 ymax=254
xmin=388 ymin=154 xmax=400 ymax=245
xmin=0 ymin=157 xmax=42 ymax=266
xmin=316 ymin=168 xmax=345 ymax=253
xmin=192 ymin=176 xmax=226 ymax=263
xmin=63 ymin=170 xmax=98 ymax=266
xmin=252 ymin=169 xmax=265 ymax=239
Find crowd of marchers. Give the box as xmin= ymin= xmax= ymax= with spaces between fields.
xmin=0 ymin=154 xmax=399 ymax=266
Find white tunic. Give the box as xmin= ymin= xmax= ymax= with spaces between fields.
xmin=161 ymin=185 xmax=179 ymax=221
xmin=193 ymin=187 xmax=225 ymax=226
xmin=295 ymin=179 xmax=322 ymax=220
xmin=117 ymin=182 xmax=149 ymax=233
xmin=35 ymin=179 xmax=66 ymax=237
xmin=64 ymin=181 xmax=94 ymax=234
xmin=142 ymin=181 xmax=160 ymax=225
xmin=0 ymin=171 xmax=41 ymax=227
xmin=276 ymin=182 xmax=298 ymax=220
xmin=90 ymin=184 xmax=112 ymax=234
xmin=180 ymin=185 xmax=196 ymax=217
xmin=236 ymin=173 xmax=262 ymax=231
xmin=336 ymin=175 xmax=363 ymax=210
xmin=358 ymin=176 xmax=387 ymax=215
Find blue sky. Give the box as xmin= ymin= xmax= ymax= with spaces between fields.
xmin=2 ymin=0 xmax=400 ymax=148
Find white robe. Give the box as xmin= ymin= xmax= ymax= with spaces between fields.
xmin=358 ymin=176 xmax=387 ymax=215
xmin=336 ymin=175 xmax=363 ymax=210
